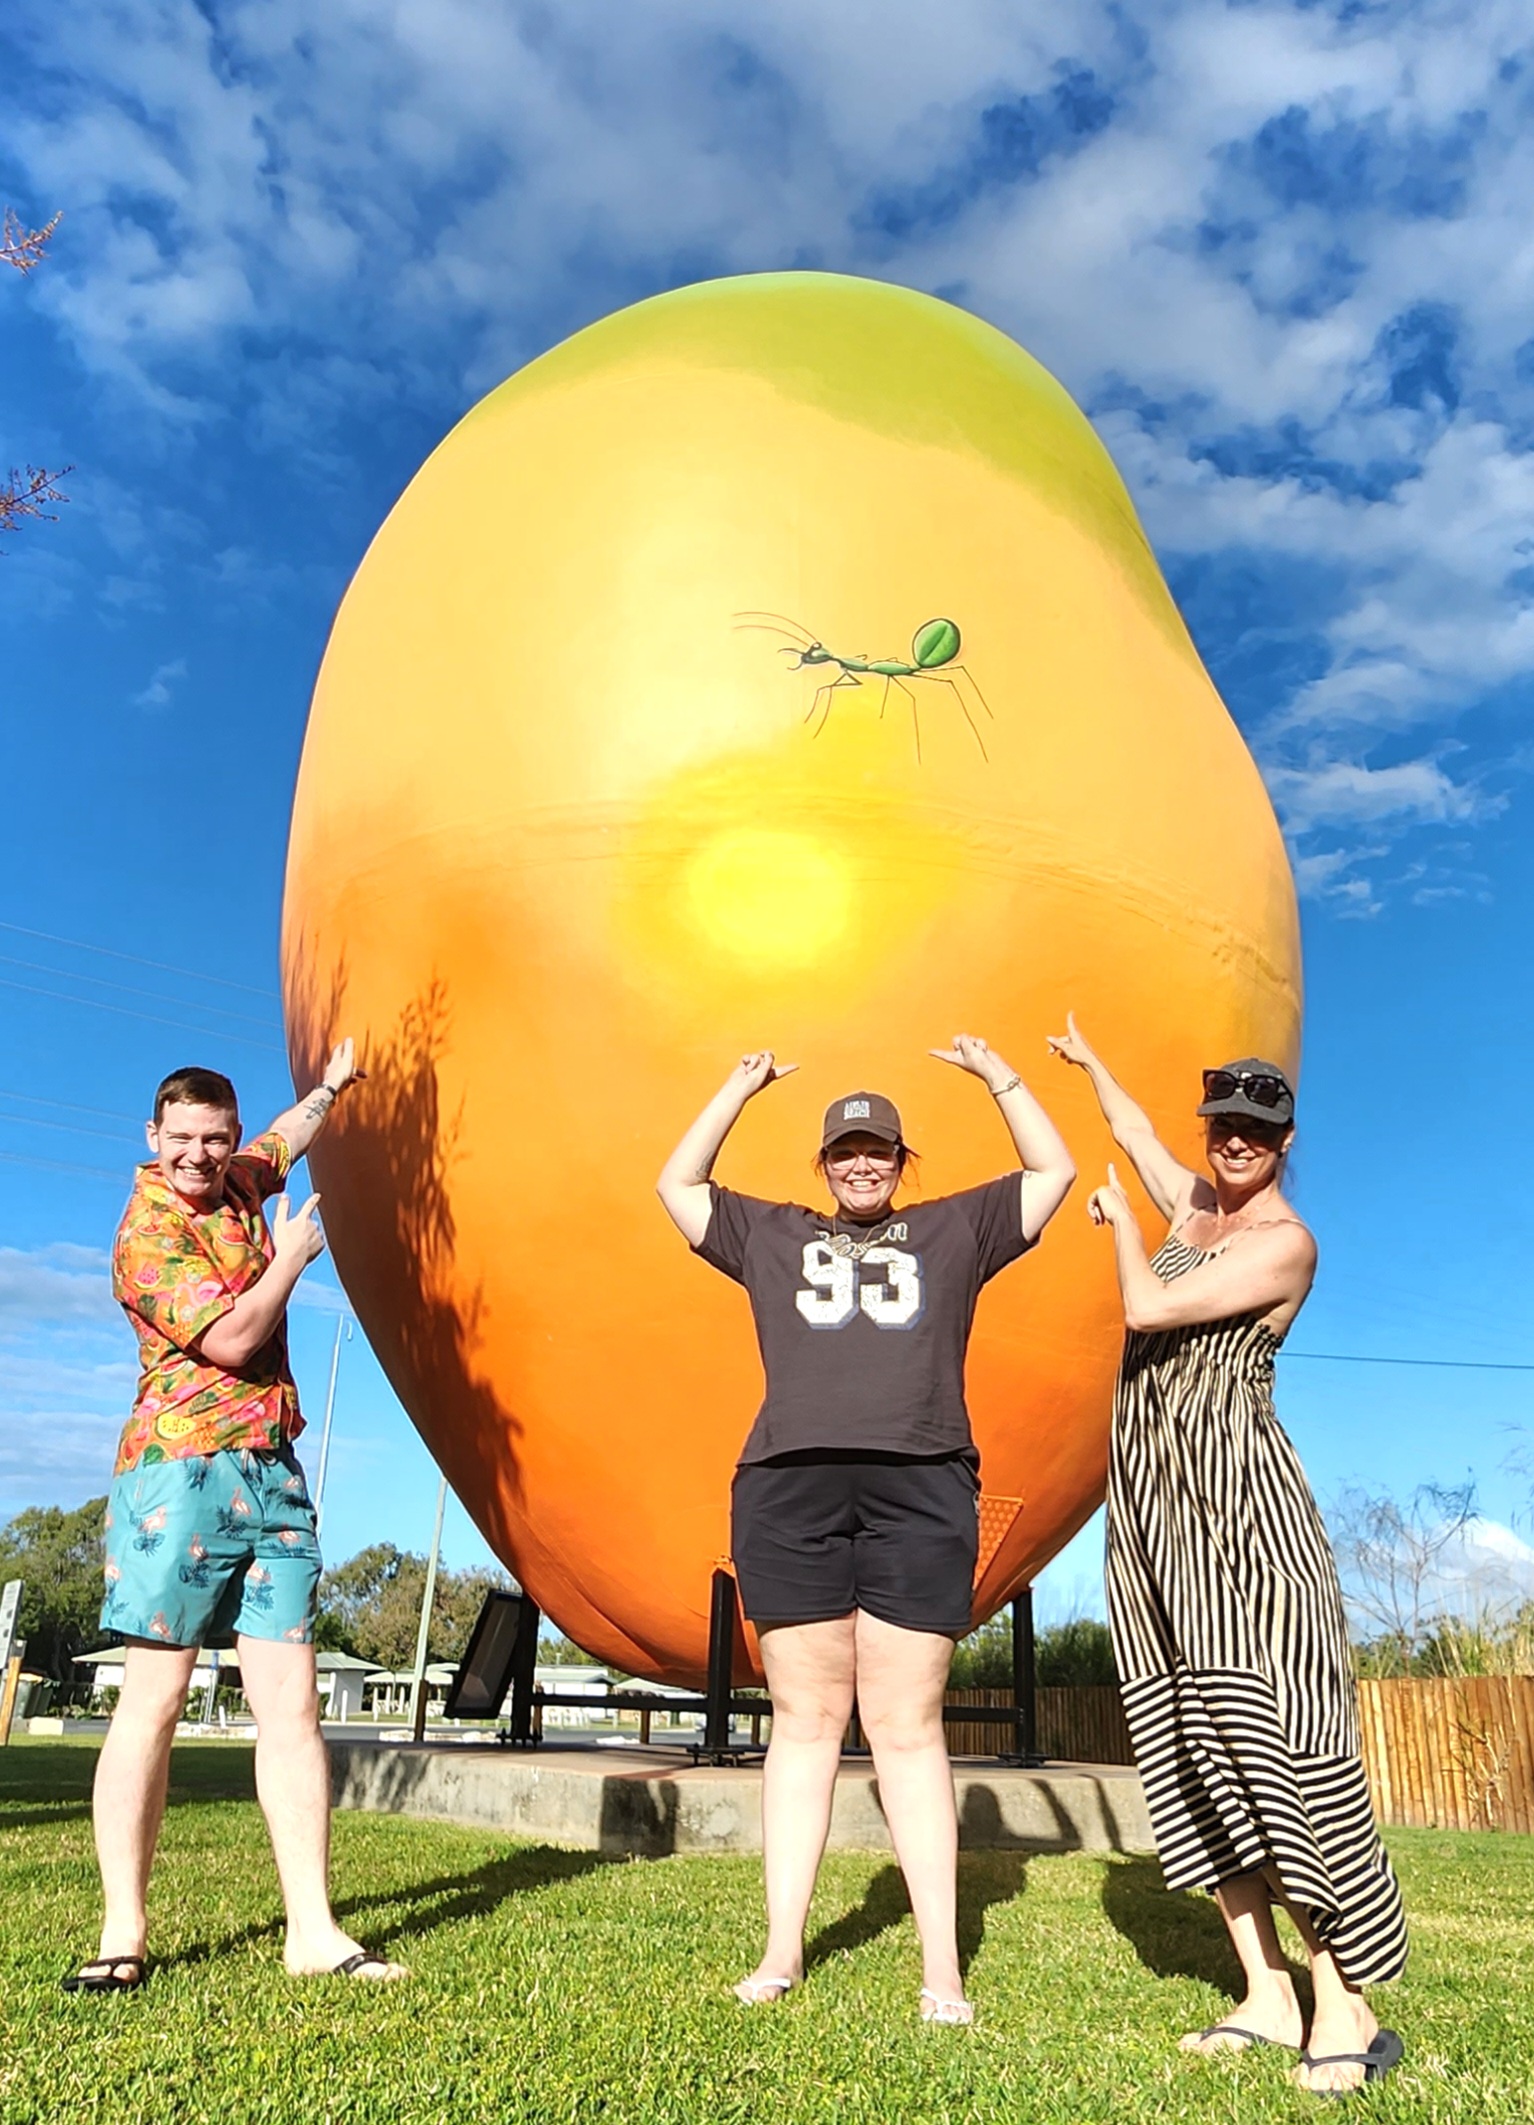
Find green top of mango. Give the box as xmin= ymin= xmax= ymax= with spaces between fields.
xmin=468 ymin=270 xmax=1185 ymax=646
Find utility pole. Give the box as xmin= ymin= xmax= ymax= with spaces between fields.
xmin=311 ymin=1313 xmax=351 ymax=1536
xmin=409 ymin=1474 xmax=449 ymax=1744
xmin=0 ymin=1580 xmax=24 ymax=1746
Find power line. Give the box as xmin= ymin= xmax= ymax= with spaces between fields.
xmin=0 ymin=1108 xmax=140 ymax=1147
xmin=0 ymin=975 xmax=283 ymax=1053
xmin=0 ymin=1147 xmax=127 ymax=1184
xmin=1283 ymin=1351 xmax=1534 ymax=1375
xmin=0 ymin=1088 xmax=141 ymax=1124
xmin=0 ymin=918 xmax=279 ymax=999
xmin=0 ymin=952 xmax=280 ymax=1032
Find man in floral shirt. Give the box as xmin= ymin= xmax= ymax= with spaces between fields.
xmin=65 ymin=1043 xmax=407 ymax=1993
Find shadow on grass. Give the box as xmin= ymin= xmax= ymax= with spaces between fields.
xmin=0 ymin=1802 xmax=94 ymax=1832
xmin=806 ymin=1852 xmax=1027 ymax=1979
xmin=1101 ymin=1855 xmax=1269 ymax=1994
xmin=153 ymin=1846 xmax=613 ymax=1973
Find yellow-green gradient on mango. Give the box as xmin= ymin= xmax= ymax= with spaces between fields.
xmin=283 ymin=272 xmax=1300 ymax=1684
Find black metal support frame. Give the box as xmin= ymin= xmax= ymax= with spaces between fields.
xmin=504 ymin=1594 xmax=543 ymax=1745
xmin=485 ymin=1575 xmax=1045 ymax=1768
xmin=999 ymin=1586 xmax=1044 ymax=1766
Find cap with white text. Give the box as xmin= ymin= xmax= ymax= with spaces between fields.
xmin=821 ymin=1091 xmax=903 ymax=1151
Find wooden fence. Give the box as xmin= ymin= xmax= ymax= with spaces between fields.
xmin=1356 ymin=1677 xmax=1534 ymax=1833
xmin=943 ymin=1685 xmax=1133 ymax=1765
xmin=945 ymin=1676 xmax=1534 ymax=1834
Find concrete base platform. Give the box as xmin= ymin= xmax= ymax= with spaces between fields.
xmin=329 ymin=1738 xmax=1153 ymax=1857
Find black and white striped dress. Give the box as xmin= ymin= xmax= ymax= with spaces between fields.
xmin=1106 ymin=1232 xmax=1408 ymax=1986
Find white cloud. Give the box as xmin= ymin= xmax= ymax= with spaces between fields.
xmin=0 ymin=1243 xmax=115 ymax=1328
xmin=6 ymin=0 xmax=1533 ymax=882
xmin=131 ymin=655 xmax=186 ymax=710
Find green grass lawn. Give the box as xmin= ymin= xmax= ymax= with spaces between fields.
xmin=3 ymin=1740 xmax=1532 ymax=2124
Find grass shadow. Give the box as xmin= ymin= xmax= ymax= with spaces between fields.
xmin=0 ymin=1802 xmax=93 ymax=1831
xmin=153 ymin=1845 xmax=613 ymax=1972
xmin=956 ymin=1852 xmax=1027 ymax=1977
xmin=1101 ymin=1855 xmax=1303 ymax=1995
xmin=805 ymin=1850 xmax=1027 ymax=1979
xmin=806 ymin=1862 xmax=909 ymax=1970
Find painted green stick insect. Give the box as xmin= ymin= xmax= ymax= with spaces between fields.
xmin=735 ymin=612 xmax=994 ymax=762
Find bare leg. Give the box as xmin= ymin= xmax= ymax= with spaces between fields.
xmin=89 ymin=1641 xmax=199 ymax=1961
xmin=744 ymin=1616 xmax=857 ymax=1996
xmin=237 ymin=1635 xmax=405 ymax=1978
xmin=1179 ymin=1869 xmax=1304 ymax=2052
xmin=853 ymin=1612 xmax=965 ymax=2007
xmin=1275 ymin=1880 xmax=1379 ymax=2094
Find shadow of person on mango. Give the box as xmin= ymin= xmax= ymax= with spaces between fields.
xmin=285 ymin=956 xmax=531 ymax=1533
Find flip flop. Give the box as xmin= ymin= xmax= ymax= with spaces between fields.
xmin=733 ymin=1974 xmax=797 ymax=2005
xmin=1192 ymin=2022 xmax=1299 ymax=2053
xmin=1298 ymin=2028 xmax=1405 ymax=2096
xmin=919 ymin=1988 xmax=974 ymax=2026
xmin=329 ymin=1950 xmax=408 ymax=1981
xmin=61 ymin=1955 xmax=146 ymax=1995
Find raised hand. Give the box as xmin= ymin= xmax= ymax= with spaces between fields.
xmin=1046 ymin=1012 xmax=1097 ymax=1070
xmin=271 ymin=1192 xmax=327 ymax=1267
xmin=728 ymin=1051 xmax=798 ymax=1100
xmin=322 ymin=1037 xmax=367 ymax=1095
xmin=1087 ymin=1163 xmax=1134 ymax=1230
xmin=928 ymin=1033 xmax=1015 ymax=1092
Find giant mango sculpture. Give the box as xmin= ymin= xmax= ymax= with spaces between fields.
xmin=282 ymin=271 xmax=1301 ymax=1684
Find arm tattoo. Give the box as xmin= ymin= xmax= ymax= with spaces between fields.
xmin=303 ymin=1088 xmax=337 ymax=1122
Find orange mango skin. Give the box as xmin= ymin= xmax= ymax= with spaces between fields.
xmin=282 ymin=272 xmax=1301 ymax=1685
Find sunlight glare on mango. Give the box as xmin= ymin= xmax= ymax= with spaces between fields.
xmin=684 ymin=827 xmax=853 ymax=969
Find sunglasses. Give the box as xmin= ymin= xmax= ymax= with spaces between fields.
xmin=824 ymin=1142 xmax=900 ymax=1168
xmin=1202 ymin=1067 xmax=1292 ymax=1110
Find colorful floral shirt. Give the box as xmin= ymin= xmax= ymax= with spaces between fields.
xmin=111 ymin=1131 xmax=305 ymax=1474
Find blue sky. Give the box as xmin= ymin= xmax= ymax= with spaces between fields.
xmin=1 ymin=0 xmax=1531 ymax=1621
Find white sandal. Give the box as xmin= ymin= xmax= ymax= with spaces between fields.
xmin=733 ymin=1974 xmax=797 ymax=2005
xmin=920 ymin=1988 xmax=974 ymax=2026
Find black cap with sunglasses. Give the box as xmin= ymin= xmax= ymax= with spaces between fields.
xmin=1197 ymin=1058 xmax=1295 ymax=1128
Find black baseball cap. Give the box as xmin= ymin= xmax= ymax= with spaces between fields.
xmin=821 ymin=1091 xmax=903 ymax=1150
xmin=1197 ymin=1058 xmax=1295 ymax=1127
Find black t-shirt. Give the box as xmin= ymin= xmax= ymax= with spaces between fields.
xmin=695 ymin=1177 xmax=1034 ymax=1465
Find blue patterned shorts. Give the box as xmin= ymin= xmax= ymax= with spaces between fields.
xmin=101 ymin=1447 xmax=321 ymax=1649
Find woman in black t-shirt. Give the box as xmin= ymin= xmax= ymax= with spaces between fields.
xmin=658 ymin=1037 xmax=1074 ymax=2023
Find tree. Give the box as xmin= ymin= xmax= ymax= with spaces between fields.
xmin=2 ymin=208 xmax=70 ymax=543
xmin=1327 ymin=1479 xmax=1479 ymax=1673
xmin=538 ymin=1632 xmax=600 ymax=1666
xmin=0 ymin=1497 xmax=108 ymax=1680
xmin=949 ymin=1611 xmax=1117 ymax=1688
xmin=316 ymin=1543 xmax=511 ymax=1669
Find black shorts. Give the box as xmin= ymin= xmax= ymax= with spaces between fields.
xmin=730 ymin=1449 xmax=979 ymax=1637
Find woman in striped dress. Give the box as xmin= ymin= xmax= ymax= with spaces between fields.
xmin=1050 ymin=1018 xmax=1406 ymax=2097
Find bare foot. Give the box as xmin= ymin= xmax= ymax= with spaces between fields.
xmin=285 ymin=1931 xmax=409 ymax=1981
xmin=1181 ymin=1982 xmax=1303 ymax=2054
xmin=1292 ymin=1996 xmax=1381 ymax=2095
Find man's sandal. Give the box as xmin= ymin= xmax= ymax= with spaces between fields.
xmin=328 ymin=1951 xmax=407 ymax=1981
xmin=1298 ymin=2029 xmax=1405 ymax=2097
xmin=732 ymin=1975 xmax=797 ymax=2005
xmin=61 ymin=1955 xmax=145 ymax=1995
xmin=919 ymin=1989 xmax=974 ymax=2026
